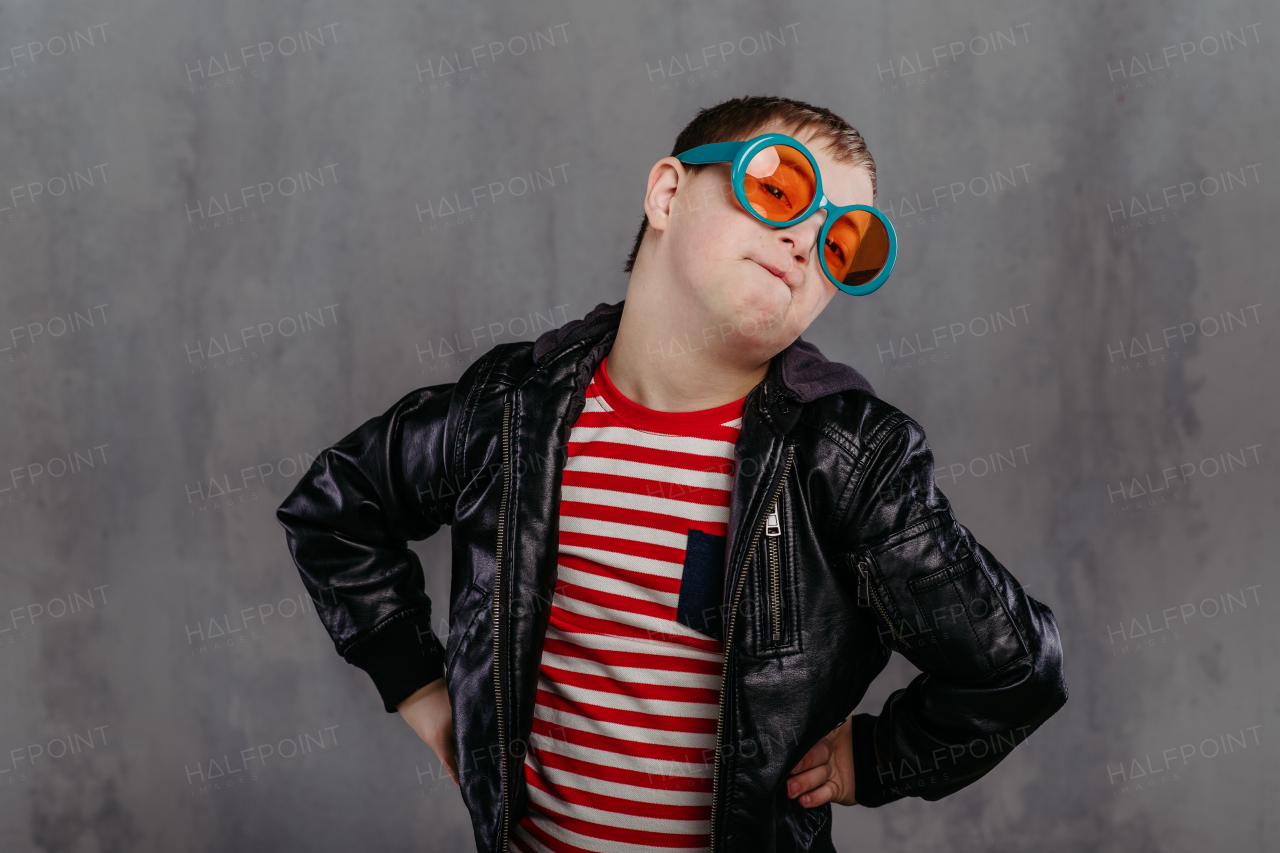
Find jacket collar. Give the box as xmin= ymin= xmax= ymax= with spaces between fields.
xmin=532 ymin=300 xmax=876 ymax=431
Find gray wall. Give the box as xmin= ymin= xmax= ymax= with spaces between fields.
xmin=0 ymin=0 xmax=1275 ymax=850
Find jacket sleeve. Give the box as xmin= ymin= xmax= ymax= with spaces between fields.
xmin=835 ymin=419 xmax=1067 ymax=807
xmin=276 ymin=383 xmax=458 ymax=713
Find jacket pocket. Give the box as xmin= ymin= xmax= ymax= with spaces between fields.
xmin=745 ymin=487 xmax=799 ymax=656
xmin=444 ymin=582 xmax=490 ymax=679
xmin=848 ymin=553 xmax=905 ymax=651
xmin=907 ymin=555 xmax=1028 ymax=679
xmin=849 ymin=510 xmax=1029 ymax=677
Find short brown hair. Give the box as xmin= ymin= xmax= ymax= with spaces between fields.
xmin=623 ymin=95 xmax=878 ymax=274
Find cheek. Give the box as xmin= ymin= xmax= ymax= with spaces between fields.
xmin=789 ymin=282 xmax=836 ymax=332
xmin=800 ymin=272 xmax=839 ymax=314
xmin=679 ymin=208 xmax=744 ymax=263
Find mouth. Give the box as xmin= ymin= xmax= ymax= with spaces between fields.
xmin=753 ymin=259 xmax=800 ymax=289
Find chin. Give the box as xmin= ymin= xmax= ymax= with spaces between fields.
xmin=726 ymin=303 xmax=794 ymax=358
xmin=688 ymin=272 xmax=792 ymax=346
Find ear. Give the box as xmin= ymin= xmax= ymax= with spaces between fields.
xmin=642 ymin=156 xmax=687 ymax=234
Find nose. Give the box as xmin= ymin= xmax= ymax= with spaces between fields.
xmin=777 ymin=208 xmax=827 ymax=266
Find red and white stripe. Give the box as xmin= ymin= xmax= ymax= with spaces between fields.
xmin=509 ymin=357 xmax=745 ymax=853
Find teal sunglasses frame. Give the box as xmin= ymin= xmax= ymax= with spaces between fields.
xmin=676 ymin=133 xmax=898 ymax=296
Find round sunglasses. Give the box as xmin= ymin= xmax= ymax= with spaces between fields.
xmin=676 ymin=133 xmax=897 ymax=296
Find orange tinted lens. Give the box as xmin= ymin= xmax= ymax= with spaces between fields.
xmin=742 ymin=145 xmax=817 ymax=222
xmin=824 ymin=211 xmax=890 ymax=288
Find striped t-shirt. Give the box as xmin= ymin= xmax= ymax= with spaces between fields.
xmin=509 ymin=356 xmax=747 ymax=853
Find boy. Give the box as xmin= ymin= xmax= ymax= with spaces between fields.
xmin=277 ymin=95 xmax=1066 ymax=853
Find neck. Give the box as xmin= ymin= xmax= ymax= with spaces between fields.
xmin=607 ymin=273 xmax=771 ymax=413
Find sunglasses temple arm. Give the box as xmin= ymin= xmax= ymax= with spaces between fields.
xmin=674 ymin=141 xmax=747 ymax=165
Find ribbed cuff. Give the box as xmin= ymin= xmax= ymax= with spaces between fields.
xmin=344 ymin=616 xmax=446 ymax=713
xmin=851 ymin=713 xmax=902 ymax=808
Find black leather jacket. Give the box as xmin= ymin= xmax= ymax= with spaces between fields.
xmin=277 ymin=301 xmax=1067 ymax=853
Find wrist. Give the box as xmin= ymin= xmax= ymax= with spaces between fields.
xmin=850 ymin=713 xmax=899 ymax=808
xmin=397 ymin=676 xmax=446 ymax=712
xmin=344 ymin=616 xmax=445 ymax=713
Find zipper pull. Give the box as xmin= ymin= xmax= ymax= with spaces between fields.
xmin=856 ymin=560 xmax=871 ymax=608
xmin=765 ymin=511 xmax=781 ymax=537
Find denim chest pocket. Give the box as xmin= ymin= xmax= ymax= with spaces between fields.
xmin=677 ymin=529 xmax=728 ymax=641
xmin=907 ymin=556 xmax=1028 ymax=679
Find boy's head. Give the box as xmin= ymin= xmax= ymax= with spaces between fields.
xmin=624 ymin=96 xmax=878 ymax=362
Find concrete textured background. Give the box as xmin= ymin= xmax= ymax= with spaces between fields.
xmin=0 ymin=0 xmax=1276 ymax=850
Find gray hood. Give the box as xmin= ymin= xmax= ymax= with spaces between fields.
xmin=533 ymin=300 xmax=876 ymax=402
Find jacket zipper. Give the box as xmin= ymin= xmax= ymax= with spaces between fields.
xmin=710 ymin=442 xmax=794 ymax=849
xmin=765 ymin=511 xmax=782 ymax=643
xmin=857 ymin=559 xmax=902 ymax=644
xmin=493 ymin=400 xmax=513 ymax=852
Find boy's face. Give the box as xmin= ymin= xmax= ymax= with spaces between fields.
xmin=643 ymin=122 xmax=875 ymax=361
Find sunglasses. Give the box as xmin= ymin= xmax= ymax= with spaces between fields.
xmin=676 ymin=133 xmax=897 ymax=296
